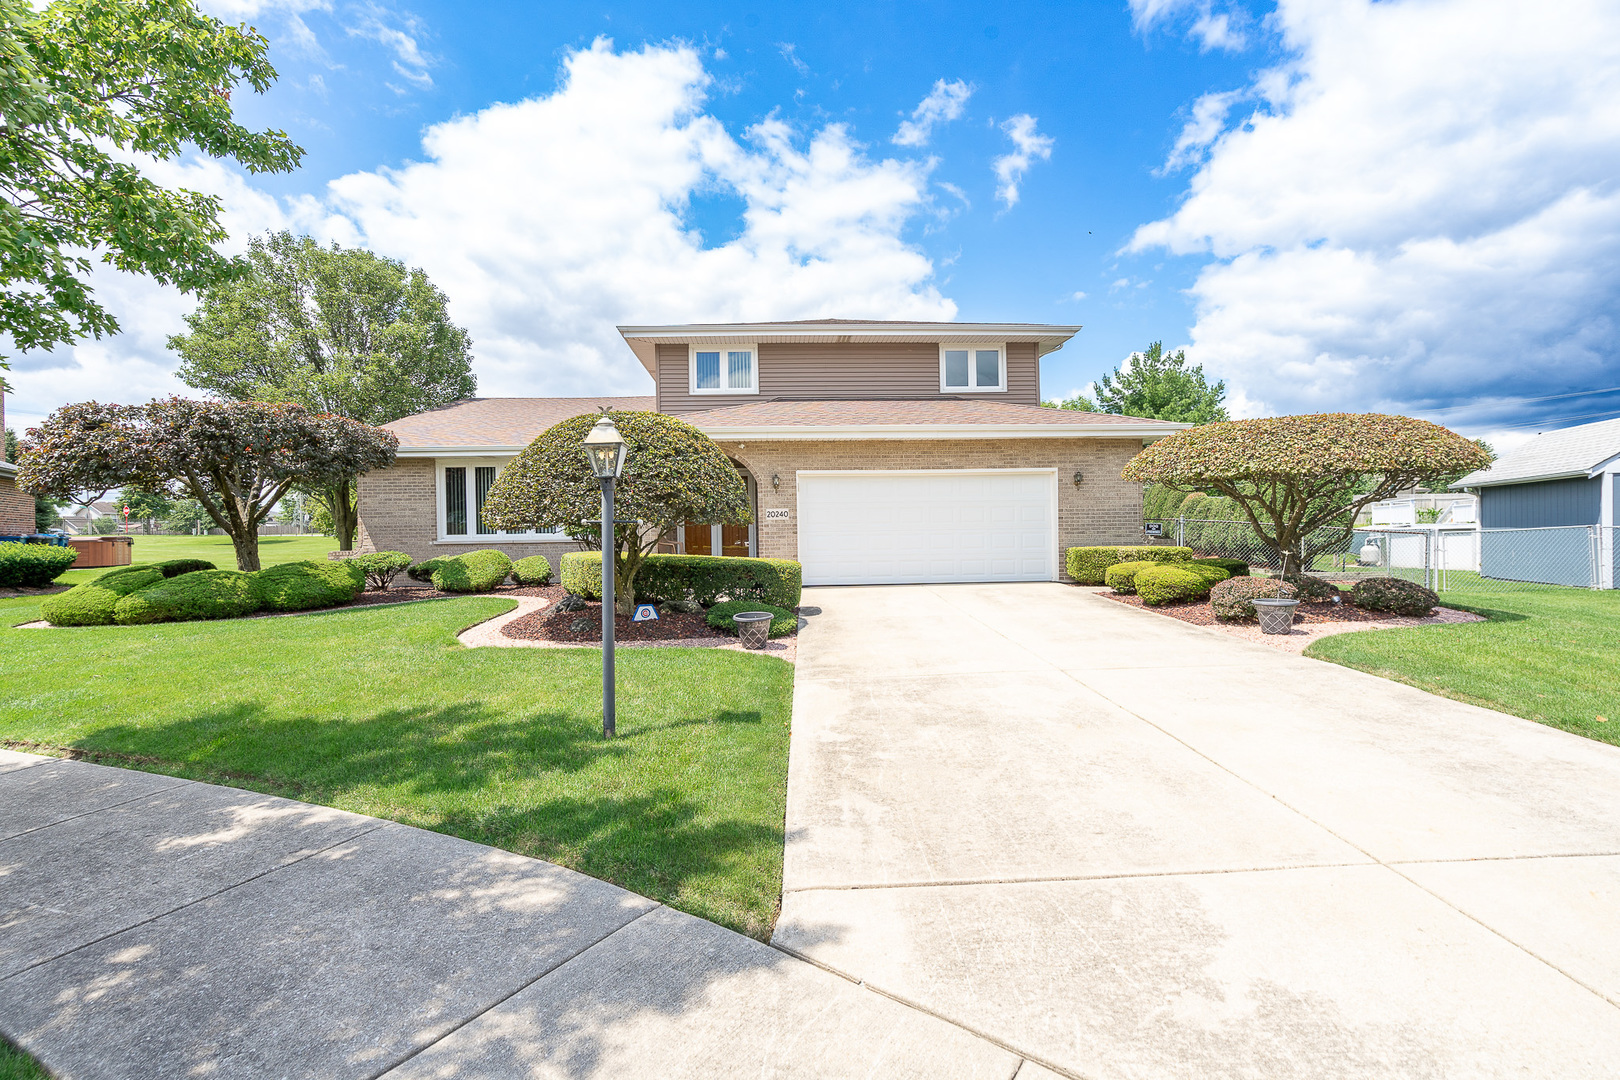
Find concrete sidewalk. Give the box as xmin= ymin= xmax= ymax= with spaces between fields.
xmin=774 ymin=583 xmax=1620 ymax=1079
xmin=0 ymin=750 xmax=1021 ymax=1079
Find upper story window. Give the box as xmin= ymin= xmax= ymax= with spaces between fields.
xmin=690 ymin=344 xmax=758 ymax=395
xmin=940 ymin=344 xmax=1007 ymax=393
xmin=438 ymin=459 xmax=563 ymax=542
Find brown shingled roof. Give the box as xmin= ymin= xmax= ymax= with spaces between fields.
xmin=386 ymin=396 xmax=655 ymax=448
xmin=678 ymin=398 xmax=1176 ymax=428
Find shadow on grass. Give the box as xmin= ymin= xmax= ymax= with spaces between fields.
xmin=67 ymin=701 xmax=783 ymax=937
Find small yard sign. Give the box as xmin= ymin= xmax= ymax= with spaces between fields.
xmin=632 ymin=604 xmax=659 ymax=622
xmin=1144 ymin=522 xmax=1164 ymax=537
xmin=764 ymin=508 xmax=790 ymax=521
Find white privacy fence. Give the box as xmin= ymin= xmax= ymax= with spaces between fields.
xmin=1149 ymin=517 xmax=1618 ymax=592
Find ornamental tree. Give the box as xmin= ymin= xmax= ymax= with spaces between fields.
xmin=1121 ymin=413 xmax=1492 ymax=576
xmin=482 ymin=410 xmax=750 ymax=616
xmin=18 ymin=397 xmax=396 ymax=570
xmin=171 ymin=231 xmax=476 ymax=548
xmin=0 ymin=0 xmax=302 ymax=377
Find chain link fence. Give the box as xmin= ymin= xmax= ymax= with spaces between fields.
xmin=1149 ymin=517 xmax=1618 ymax=594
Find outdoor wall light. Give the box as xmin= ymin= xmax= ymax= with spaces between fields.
xmin=771 ymin=473 xmax=781 ymax=491
xmin=1073 ymin=471 xmax=1084 ymax=486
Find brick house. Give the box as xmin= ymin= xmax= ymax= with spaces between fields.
xmin=356 ymin=321 xmax=1185 ymax=585
xmin=0 ymin=392 xmax=36 ymax=536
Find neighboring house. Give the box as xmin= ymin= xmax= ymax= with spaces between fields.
xmin=356 ymin=321 xmax=1187 ymax=585
xmin=1452 ymin=416 xmax=1620 ymax=588
xmin=0 ymin=392 xmax=36 ymax=535
xmin=60 ymin=500 xmax=121 ymax=535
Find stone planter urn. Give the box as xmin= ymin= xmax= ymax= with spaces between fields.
xmin=732 ymin=611 xmax=774 ymax=650
xmin=1252 ymin=597 xmax=1300 ymax=635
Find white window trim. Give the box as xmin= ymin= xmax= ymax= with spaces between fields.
xmin=938 ymin=342 xmax=1007 ymax=393
xmin=689 ymin=343 xmax=760 ymax=396
xmin=435 ymin=457 xmax=565 ymax=543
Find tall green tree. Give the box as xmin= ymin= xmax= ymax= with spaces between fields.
xmin=1041 ymin=391 xmax=1098 ymax=412
xmin=1095 ymin=342 xmax=1228 ymax=423
xmin=170 ymin=231 xmax=476 ymax=547
xmin=0 ymin=0 xmax=301 ymax=384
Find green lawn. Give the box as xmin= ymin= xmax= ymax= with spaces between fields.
xmin=0 ymin=1039 xmax=46 ymax=1080
xmin=1306 ymin=582 xmax=1620 ymax=747
xmin=0 ymin=592 xmax=793 ymax=939
xmin=57 ymin=534 xmax=338 ymax=585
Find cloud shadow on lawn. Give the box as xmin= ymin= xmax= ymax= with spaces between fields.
xmin=67 ymin=701 xmax=785 ymax=938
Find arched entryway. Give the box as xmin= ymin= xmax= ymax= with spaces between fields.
xmin=674 ymin=460 xmax=758 ymax=557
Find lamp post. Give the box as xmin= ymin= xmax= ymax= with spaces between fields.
xmin=582 ymin=413 xmax=628 ymax=738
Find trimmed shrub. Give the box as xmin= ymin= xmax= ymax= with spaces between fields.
xmin=0 ymin=542 xmax=79 ymax=587
xmin=1210 ymin=577 xmax=1298 ymax=620
xmin=561 ymin=551 xmax=803 ymax=609
xmin=706 ymin=599 xmax=798 ymax=638
xmin=113 ymin=569 xmax=263 ymax=625
xmin=1192 ymin=557 xmax=1250 ymax=577
xmin=349 ymin=551 xmax=412 ymax=591
xmin=99 ymin=558 xmax=217 ymax=583
xmin=407 ymin=557 xmax=448 ymax=583
xmin=1283 ymin=573 xmax=1341 ymax=601
xmin=1351 ymin=577 xmax=1439 ymax=616
xmin=1136 ymin=563 xmax=1230 ymax=606
xmin=1105 ymin=560 xmax=1156 ymax=594
xmin=1067 ymin=545 xmax=1192 ymax=585
xmin=1067 ymin=546 xmax=1125 ymax=585
xmin=510 ymin=554 xmax=554 ymax=587
xmin=432 ymin=549 xmax=513 ymax=593
xmin=256 ymin=559 xmax=365 ymax=612
xmin=40 ymin=568 xmax=164 ymax=626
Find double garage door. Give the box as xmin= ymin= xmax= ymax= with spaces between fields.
xmin=797 ymin=470 xmax=1057 ymax=586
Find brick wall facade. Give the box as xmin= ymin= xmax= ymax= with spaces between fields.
xmin=719 ymin=437 xmax=1146 ymax=580
xmin=355 ymin=457 xmax=584 ymax=566
xmin=0 ymin=476 xmax=33 ymax=534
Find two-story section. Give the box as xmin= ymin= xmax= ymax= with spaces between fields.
xmin=619 ymin=320 xmax=1185 ymax=585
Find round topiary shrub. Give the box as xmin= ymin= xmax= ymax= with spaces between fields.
xmin=113 ymin=569 xmax=263 ymax=624
xmin=559 ymin=550 xmax=601 ymax=599
xmin=1136 ymin=563 xmax=1230 ymax=606
xmin=706 ymin=599 xmax=797 ymax=638
xmin=0 ymin=541 xmax=79 ymax=587
xmin=407 ymin=557 xmax=448 ymax=583
xmin=432 ymin=549 xmax=513 ymax=593
xmin=1210 ymin=577 xmax=1298 ymax=620
xmin=1104 ymin=560 xmax=1156 ymax=595
xmin=1350 ymin=577 xmax=1439 ymax=616
xmin=511 ymin=554 xmax=553 ymax=587
xmin=348 ymin=551 xmax=412 ymax=591
xmin=256 ymin=559 xmax=365 ymax=611
xmin=1283 ymin=573 xmax=1341 ymax=601
xmin=40 ymin=568 xmax=165 ymax=626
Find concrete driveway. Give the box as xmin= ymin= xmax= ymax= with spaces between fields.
xmin=774 ymin=583 xmax=1620 ymax=1079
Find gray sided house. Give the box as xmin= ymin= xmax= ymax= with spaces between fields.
xmin=356 ymin=321 xmax=1187 ymax=586
xmin=1453 ymin=416 xmax=1620 ymax=588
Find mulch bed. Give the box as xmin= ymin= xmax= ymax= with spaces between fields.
xmin=502 ymin=598 xmax=728 ymax=643
xmin=1102 ymin=590 xmax=1403 ymax=627
xmin=0 ymin=584 xmax=72 ymax=598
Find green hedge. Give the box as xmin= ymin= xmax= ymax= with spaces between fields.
xmin=1282 ymin=573 xmax=1340 ymax=601
xmin=1351 ymin=577 xmax=1438 ymax=616
xmin=1066 ymin=545 xmax=1193 ymax=585
xmin=113 ymin=569 xmax=263 ymax=625
xmin=432 ymin=549 xmax=512 ymax=593
xmin=407 ymin=557 xmax=448 ymax=583
xmin=706 ymin=599 xmax=798 ymax=638
xmin=257 ymin=559 xmax=365 ymax=611
xmin=0 ymin=542 xmax=79 ymax=587
xmin=1136 ymin=563 xmax=1230 ymax=606
xmin=348 ymin=551 xmax=412 ymax=591
xmin=41 ymin=568 xmax=165 ymax=626
xmin=561 ymin=551 xmax=802 ymax=609
xmin=511 ymin=554 xmax=553 ymax=586
xmin=1104 ymin=560 xmax=1155 ymax=594
xmin=1191 ymin=557 xmax=1249 ymax=577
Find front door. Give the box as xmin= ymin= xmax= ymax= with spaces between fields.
xmin=681 ymin=521 xmax=753 ymax=557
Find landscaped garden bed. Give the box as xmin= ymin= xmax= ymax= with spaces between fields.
xmin=505 ymin=601 xmax=723 ymax=643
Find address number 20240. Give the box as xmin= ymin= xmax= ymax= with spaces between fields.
xmin=763 ymin=508 xmax=790 ymax=521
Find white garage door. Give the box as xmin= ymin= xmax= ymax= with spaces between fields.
xmin=796 ymin=470 xmax=1057 ymax=586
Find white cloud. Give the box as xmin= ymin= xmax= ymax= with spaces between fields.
xmin=1130 ymin=0 xmax=1620 ymax=430
xmin=6 ymin=39 xmax=952 ymax=434
xmin=1128 ymin=0 xmax=1248 ymax=51
xmin=991 ymin=114 xmax=1053 ymax=208
xmin=777 ymin=42 xmax=810 ymax=77
xmin=1161 ymin=89 xmax=1243 ymax=173
xmin=347 ymin=3 xmax=434 ymax=91
xmin=893 ymin=79 xmax=973 ymax=147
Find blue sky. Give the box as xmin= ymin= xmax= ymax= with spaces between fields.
xmin=11 ymin=0 xmax=1620 ymax=449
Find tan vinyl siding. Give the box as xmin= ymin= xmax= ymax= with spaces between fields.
xmin=657 ymin=341 xmax=1042 ymax=413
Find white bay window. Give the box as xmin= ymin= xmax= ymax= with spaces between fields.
xmin=436 ymin=459 xmax=563 ymax=542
